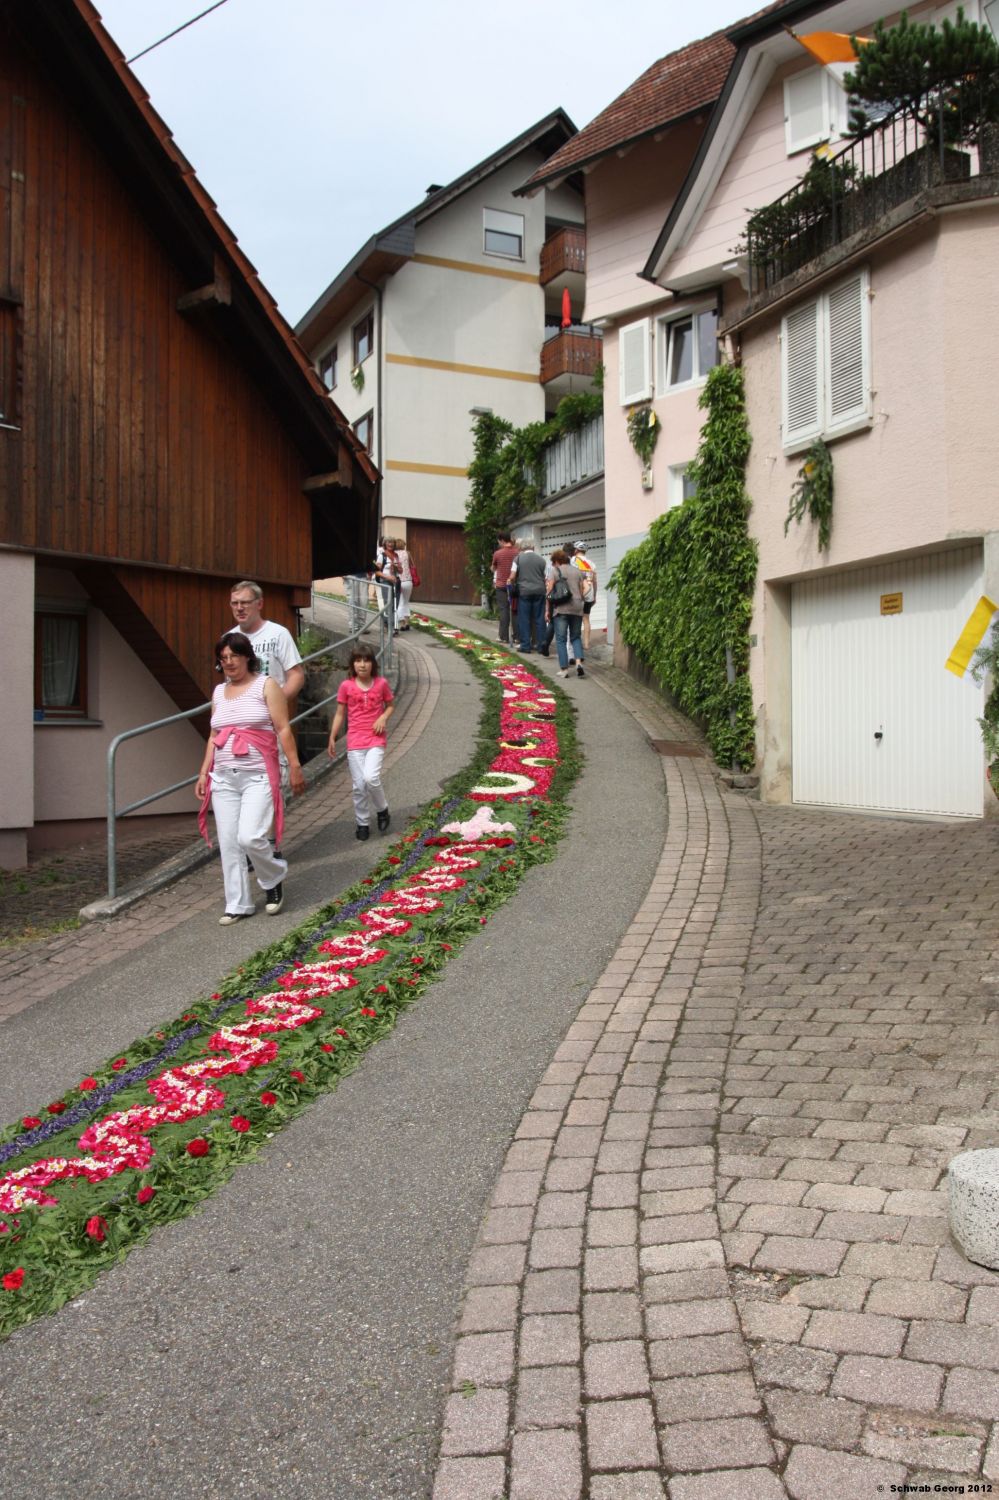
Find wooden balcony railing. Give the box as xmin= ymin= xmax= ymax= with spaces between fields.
xmin=539 ymin=225 xmax=586 ymax=284
xmin=540 ymin=329 xmax=602 ymax=384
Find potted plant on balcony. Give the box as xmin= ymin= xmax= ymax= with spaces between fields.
xmin=845 ymin=7 xmax=999 ymax=168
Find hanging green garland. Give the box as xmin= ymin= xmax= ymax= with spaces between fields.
xmin=785 ymin=438 xmax=834 ymax=551
xmin=626 ymin=405 xmax=659 ymax=467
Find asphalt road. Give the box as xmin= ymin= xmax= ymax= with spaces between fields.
xmin=0 ymin=630 xmax=667 ymax=1500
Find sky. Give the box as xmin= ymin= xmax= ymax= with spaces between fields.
xmin=94 ymin=0 xmax=749 ymax=325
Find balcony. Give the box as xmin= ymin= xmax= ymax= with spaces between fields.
xmin=539 ymin=414 xmax=604 ymax=502
xmin=540 ymin=326 xmax=602 ymax=397
xmin=540 ymin=225 xmax=587 ymax=284
xmin=744 ymin=95 xmax=999 ymax=296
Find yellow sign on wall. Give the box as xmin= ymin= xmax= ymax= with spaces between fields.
xmin=880 ymin=592 xmax=903 ymax=615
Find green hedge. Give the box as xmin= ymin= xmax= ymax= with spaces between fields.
xmin=612 ymin=365 xmax=757 ymax=770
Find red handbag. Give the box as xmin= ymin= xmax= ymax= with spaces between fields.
xmin=410 ymin=562 xmax=421 ymax=589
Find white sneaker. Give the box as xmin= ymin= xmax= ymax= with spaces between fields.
xmin=218 ymin=912 xmax=247 ymax=926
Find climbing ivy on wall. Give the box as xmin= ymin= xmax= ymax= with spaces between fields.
xmin=612 ymin=364 xmax=758 ymax=770
xmin=464 ymin=380 xmax=604 ymax=600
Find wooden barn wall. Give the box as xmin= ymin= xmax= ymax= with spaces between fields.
xmin=74 ymin=565 xmax=301 ymax=714
xmin=0 ymin=29 xmax=315 ymax=588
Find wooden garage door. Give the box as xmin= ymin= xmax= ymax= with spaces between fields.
xmin=791 ymin=546 xmax=984 ymax=817
xmin=406 ymin=521 xmax=477 ymax=604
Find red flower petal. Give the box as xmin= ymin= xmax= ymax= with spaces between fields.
xmin=136 ymin=1187 xmax=156 ymax=1205
xmin=21 ymin=1117 xmax=41 ymax=1130
xmin=46 ymin=1102 xmax=66 ymax=1115
xmin=335 ymin=1028 xmax=348 ymax=1037
xmin=2 ymin=1268 xmax=25 ymax=1291
xmin=260 ymin=1091 xmax=278 ymax=1107
xmin=360 ymin=1008 xmax=377 ymax=1017
xmin=186 ymin=1137 xmax=210 ymax=1157
xmin=289 ymin=1070 xmax=306 ymax=1082
xmin=321 ymin=1043 xmax=335 ymax=1053
xmin=79 ymin=1078 xmax=97 ymax=1091
xmin=85 ymin=1215 xmax=107 ymax=1242
xmin=111 ymin=1059 xmax=128 ymax=1071
xmin=230 ymin=1116 xmax=250 ymax=1133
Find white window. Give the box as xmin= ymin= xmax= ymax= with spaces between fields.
xmin=781 ymin=267 xmax=871 ymax=450
xmin=784 ymin=66 xmax=849 ymax=155
xmin=656 ymin=306 xmax=719 ymax=391
xmin=668 ymin=463 xmax=699 ymax=508
xmin=618 ymin=317 xmax=651 ymax=405
xmin=483 ymin=208 xmax=524 ymax=260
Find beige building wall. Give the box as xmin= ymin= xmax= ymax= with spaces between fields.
xmin=0 ymin=550 xmax=36 ymax=868
xmin=32 ymin=566 xmax=203 ymax=834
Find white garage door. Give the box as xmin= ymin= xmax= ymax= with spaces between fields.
xmin=791 ymin=546 xmax=984 ymax=817
xmin=539 ymin=521 xmax=607 ymax=632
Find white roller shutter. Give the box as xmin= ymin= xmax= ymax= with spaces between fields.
xmin=782 ymin=300 xmax=822 ymax=447
xmin=539 ymin=521 xmax=607 ymax=633
xmin=619 ymin=318 xmax=651 ymax=406
xmin=826 ymin=270 xmax=870 ymax=432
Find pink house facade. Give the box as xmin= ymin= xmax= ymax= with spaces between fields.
xmin=533 ymin=0 xmax=999 ymax=820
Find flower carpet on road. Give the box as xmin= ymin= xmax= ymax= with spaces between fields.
xmin=0 ymin=617 xmax=578 ymax=1338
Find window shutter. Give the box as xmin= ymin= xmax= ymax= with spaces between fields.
xmin=619 ymin=318 xmax=651 ymax=405
xmin=784 ymin=68 xmax=826 ymax=154
xmin=825 ymin=270 xmax=869 ymax=432
xmin=782 ymin=300 xmax=822 ymax=447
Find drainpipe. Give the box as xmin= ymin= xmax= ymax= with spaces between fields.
xmin=356 ymin=273 xmax=385 ymax=540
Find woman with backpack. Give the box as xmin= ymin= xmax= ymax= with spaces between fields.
xmin=546 ymin=549 xmax=585 ymax=678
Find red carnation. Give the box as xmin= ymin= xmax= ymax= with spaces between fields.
xmin=321 ymin=1043 xmax=335 ymax=1053
xmin=46 ymin=1102 xmax=66 ymax=1115
xmin=186 ymin=1137 xmax=210 ymax=1157
xmin=212 ymin=992 xmax=221 ymax=998
xmin=441 ymin=944 xmax=452 ymax=951
xmin=388 ymin=856 xmax=401 ymax=865
xmin=360 ymin=1008 xmax=377 ymax=1017
xmin=260 ymin=1091 xmax=277 ymax=1107
xmin=411 ymin=956 xmax=424 ymax=966
xmin=335 ymin=1028 xmax=348 ymax=1038
xmin=111 ymin=1059 xmax=128 ymax=1071
xmin=79 ymin=1078 xmax=97 ymax=1091
xmin=374 ymin=985 xmax=388 ymax=993
xmin=2 ymin=1268 xmax=24 ymax=1291
xmin=230 ymin=1116 xmax=250 ymax=1133
xmin=85 ymin=1215 xmax=108 ymax=1242
xmin=21 ymin=1117 xmax=41 ymax=1130
xmin=289 ymin=1070 xmax=305 ymax=1082
xmin=136 ymin=1187 xmax=156 ymax=1205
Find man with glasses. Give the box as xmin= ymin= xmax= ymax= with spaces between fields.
xmin=226 ymin=581 xmax=304 ymax=703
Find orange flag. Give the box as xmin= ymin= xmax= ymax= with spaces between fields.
xmin=785 ymin=28 xmax=872 ymax=66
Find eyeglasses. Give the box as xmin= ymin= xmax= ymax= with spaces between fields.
xmin=230 ymin=598 xmax=256 ymax=609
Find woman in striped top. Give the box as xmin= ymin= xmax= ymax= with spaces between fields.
xmin=196 ymin=632 xmax=305 ymax=924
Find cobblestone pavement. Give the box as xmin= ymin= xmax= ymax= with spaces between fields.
xmin=0 ymin=825 xmax=199 ymax=945
xmin=0 ymin=634 xmax=438 ymax=1023
xmin=430 ymin=608 xmax=999 ymax=1500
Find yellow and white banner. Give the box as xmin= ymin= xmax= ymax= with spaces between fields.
xmin=945 ymin=595 xmax=999 ymax=678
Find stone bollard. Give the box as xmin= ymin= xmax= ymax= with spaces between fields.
xmin=948 ymin=1148 xmax=999 ymax=1270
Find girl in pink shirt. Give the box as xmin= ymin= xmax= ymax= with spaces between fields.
xmin=327 ymin=644 xmax=394 ymax=841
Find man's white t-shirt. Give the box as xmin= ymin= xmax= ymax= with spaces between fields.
xmin=225 ymin=621 xmax=302 ymax=688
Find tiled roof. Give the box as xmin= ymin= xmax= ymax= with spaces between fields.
xmin=522 ymin=2 xmax=788 ymax=188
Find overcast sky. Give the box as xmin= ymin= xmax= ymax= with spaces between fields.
xmin=95 ymin=0 xmax=747 ymax=324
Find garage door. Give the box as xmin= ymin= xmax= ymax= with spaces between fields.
xmin=539 ymin=521 xmax=607 ymax=633
xmin=791 ymin=546 xmax=984 ymax=817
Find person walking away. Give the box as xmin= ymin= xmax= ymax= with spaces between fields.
xmin=571 ymin=542 xmax=598 ymax=653
xmin=196 ymin=633 xmax=305 ymax=924
xmin=491 ymin=532 xmax=520 ymax=645
xmin=327 ymin=644 xmax=394 ymax=840
xmin=509 ymin=543 xmax=547 ymax=654
xmin=394 ymin=538 xmax=416 ymax=630
xmin=547 ymin=550 xmax=585 ymax=678
xmin=373 ymin=542 xmax=400 ymax=633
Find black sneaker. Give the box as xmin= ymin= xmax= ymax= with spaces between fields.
xmin=265 ymin=882 xmax=284 ymax=915
xmin=576 ymin=664 xmax=585 ymax=677
xmin=356 ymin=824 xmax=370 ymax=841
xmin=377 ymin=808 xmax=391 ymax=833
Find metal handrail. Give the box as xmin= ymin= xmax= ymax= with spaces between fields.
xmin=104 ymin=576 xmax=395 ymax=898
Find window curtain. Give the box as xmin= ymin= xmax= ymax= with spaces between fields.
xmin=42 ymin=616 xmax=80 ymax=707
